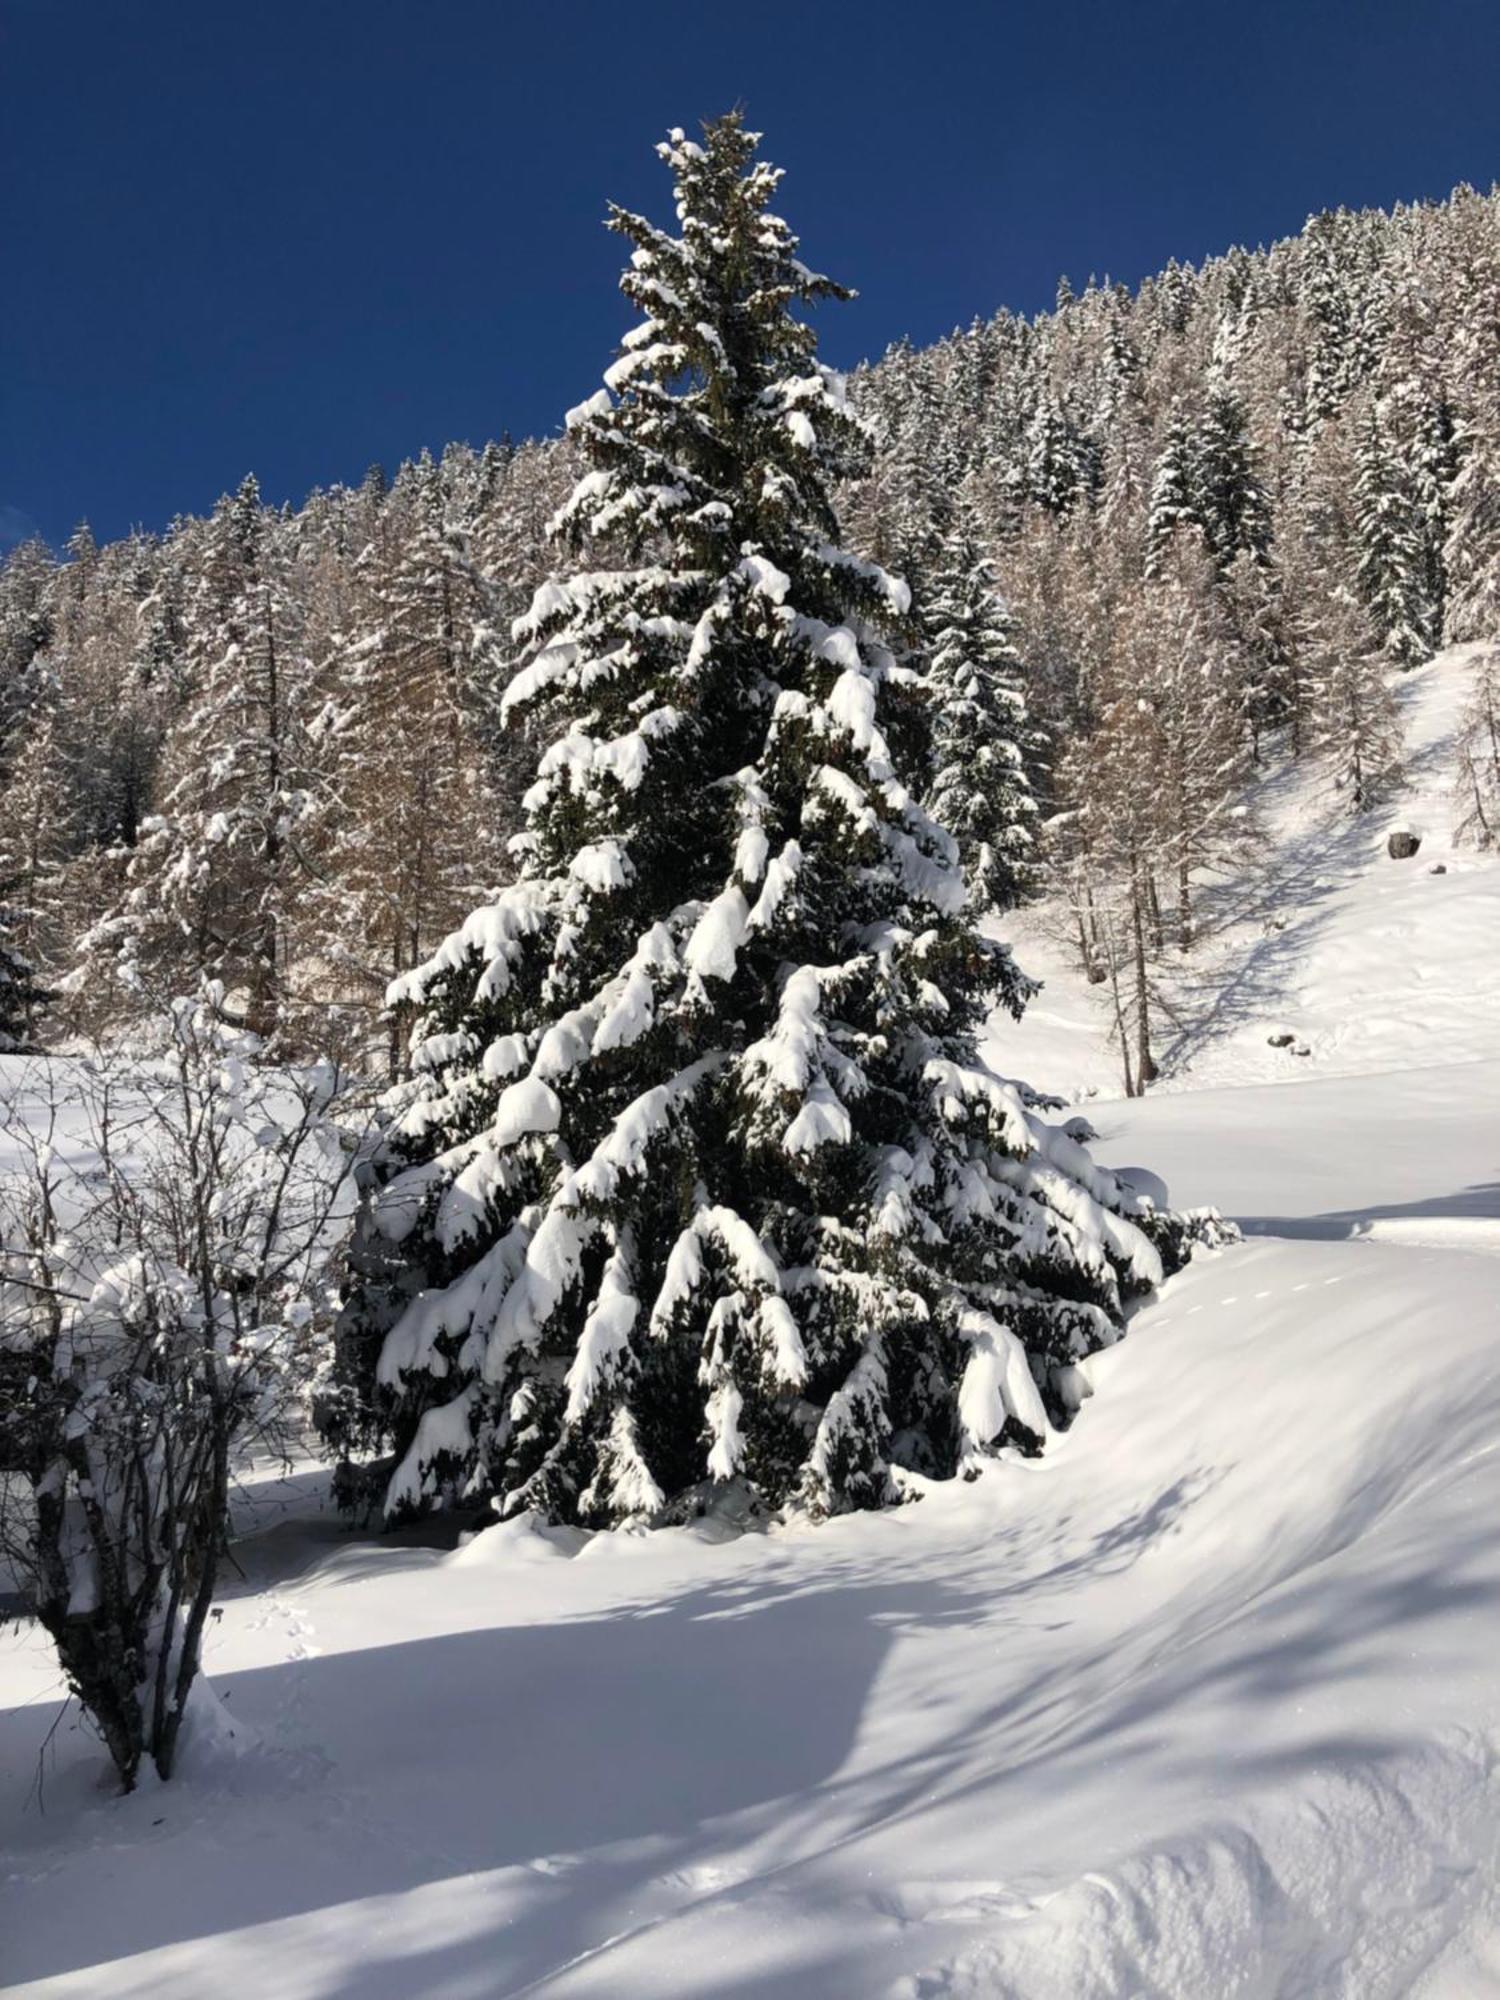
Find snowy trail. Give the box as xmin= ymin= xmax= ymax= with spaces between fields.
xmin=4 ymin=646 xmax=1500 ymax=1998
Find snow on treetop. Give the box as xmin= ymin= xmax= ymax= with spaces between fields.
xmin=564 ymin=388 xmax=612 ymax=432
xmin=332 ymin=108 xmax=1217 ymax=1539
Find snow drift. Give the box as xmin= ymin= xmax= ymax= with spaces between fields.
xmin=3 ymin=645 xmax=1499 ymax=1997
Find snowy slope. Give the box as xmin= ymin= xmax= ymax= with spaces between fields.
xmin=3 ymin=648 xmax=1499 ymax=2000
xmin=993 ymin=643 xmax=1500 ymax=1101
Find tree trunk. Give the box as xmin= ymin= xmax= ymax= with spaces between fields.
xmin=1131 ymin=872 xmax=1156 ymax=1092
xmin=1146 ymin=873 xmax=1165 ymax=953
xmin=1103 ymin=911 xmax=1135 ymax=1099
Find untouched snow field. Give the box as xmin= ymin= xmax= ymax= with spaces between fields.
xmin=4 ymin=648 xmax=1499 ymax=1998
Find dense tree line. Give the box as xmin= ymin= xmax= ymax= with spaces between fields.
xmin=2 ymin=181 xmax=1499 ymax=1073
xmin=842 ymin=180 xmax=1500 ymax=1083
xmin=0 ymin=444 xmax=571 ymax=1059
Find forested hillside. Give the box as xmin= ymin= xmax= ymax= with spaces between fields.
xmin=7 ymin=100 xmax=1500 ymax=2000
xmin=3 ymin=182 xmax=1499 ymax=1070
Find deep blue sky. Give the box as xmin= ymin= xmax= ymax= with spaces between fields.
xmin=5 ymin=0 xmax=1498 ymax=550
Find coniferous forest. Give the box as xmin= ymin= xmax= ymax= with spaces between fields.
xmin=4 ymin=169 xmax=1499 ymax=1069
xmin=8 ymin=67 xmax=1500 ymax=1996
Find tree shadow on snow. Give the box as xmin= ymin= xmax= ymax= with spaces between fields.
xmin=0 ymin=1471 xmax=1230 ymax=1995
xmin=0 ymin=1567 xmax=912 ymax=1989
xmin=1154 ymin=801 xmax=1376 ymax=1080
xmin=1239 ymin=1181 xmax=1500 ymax=1239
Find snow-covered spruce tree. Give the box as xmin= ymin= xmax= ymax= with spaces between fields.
xmin=325 ymin=115 xmax=1221 ymax=1528
xmin=1192 ymin=385 xmax=1271 ymax=575
xmin=1352 ymin=401 xmax=1429 ymax=667
xmin=0 ymin=885 xmax=49 ymax=1050
xmin=1145 ymin=409 xmax=1195 ymax=579
xmin=925 ymin=510 xmax=1042 ymax=912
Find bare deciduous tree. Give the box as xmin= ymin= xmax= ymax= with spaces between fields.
xmin=0 ymin=993 xmax=355 ymax=1790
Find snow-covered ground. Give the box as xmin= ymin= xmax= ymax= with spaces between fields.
xmin=997 ymin=642 xmax=1500 ymax=1102
xmin=4 ymin=648 xmax=1498 ymax=1998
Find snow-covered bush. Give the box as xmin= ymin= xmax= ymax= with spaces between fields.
xmin=0 ymin=994 xmax=354 ymax=1789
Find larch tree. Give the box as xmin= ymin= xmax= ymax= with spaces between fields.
xmin=1052 ymin=637 xmax=1165 ymax=1097
xmin=1136 ymin=538 xmax=1254 ymax=948
xmin=1454 ymin=644 xmax=1500 ymax=848
xmin=1442 ymin=200 xmax=1500 ymax=643
xmin=0 ymin=697 xmax=81 ymax=1021
xmin=1310 ymin=583 xmax=1404 ymax=812
xmin=74 ymin=479 xmax=319 ymax=1040
xmin=323 ymin=115 xmax=1216 ymax=1529
xmin=309 ymin=456 xmax=511 ymax=1073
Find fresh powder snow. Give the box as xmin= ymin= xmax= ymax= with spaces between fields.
xmin=3 ymin=643 xmax=1499 ymax=1998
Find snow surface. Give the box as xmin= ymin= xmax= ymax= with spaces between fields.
xmin=4 ymin=646 xmax=1500 ymax=1997
xmin=994 ymin=645 xmax=1500 ymax=1103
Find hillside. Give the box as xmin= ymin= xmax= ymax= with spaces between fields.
xmin=3 ymin=646 xmax=1497 ymax=1998
xmin=996 ymin=641 xmax=1500 ymax=1099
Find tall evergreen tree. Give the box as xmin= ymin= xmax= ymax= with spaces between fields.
xmin=324 ymin=116 xmax=1212 ymax=1528
xmin=1024 ymin=390 xmax=1087 ymax=517
xmin=1192 ymin=385 xmax=1271 ymax=573
xmin=0 ymin=887 xmax=49 ymax=1049
xmin=925 ymin=510 xmax=1041 ymax=911
xmin=1145 ymin=411 xmax=1195 ymax=578
xmin=1352 ymin=401 xmax=1428 ymax=666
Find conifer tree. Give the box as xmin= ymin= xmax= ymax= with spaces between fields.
xmin=1192 ymin=386 xmax=1271 ymax=573
xmin=0 ymin=538 xmax=57 ymax=709
xmin=0 ymin=887 xmax=48 ymax=1049
xmin=1301 ymin=212 xmax=1360 ymax=424
xmin=1146 ymin=411 xmax=1195 ymax=577
xmin=325 ymin=116 xmax=1213 ymax=1528
xmin=1310 ymin=584 xmax=1404 ymax=812
xmin=1352 ymin=402 xmax=1428 ymax=665
xmin=1138 ymin=538 xmax=1254 ymax=944
xmin=1444 ymin=374 xmax=1500 ymax=644
xmin=308 ymin=456 xmax=510 ymax=1071
xmin=1403 ymin=387 xmax=1457 ymax=644
xmin=925 ymin=511 xmax=1041 ymax=911
xmin=0 ymin=698 xmax=81 ymax=1021
xmin=76 ymin=478 xmax=318 ymax=1039
xmin=1024 ymin=391 xmax=1087 ymax=517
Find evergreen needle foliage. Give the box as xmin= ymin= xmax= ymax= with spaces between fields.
xmin=323 ymin=115 xmax=1218 ymax=1529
